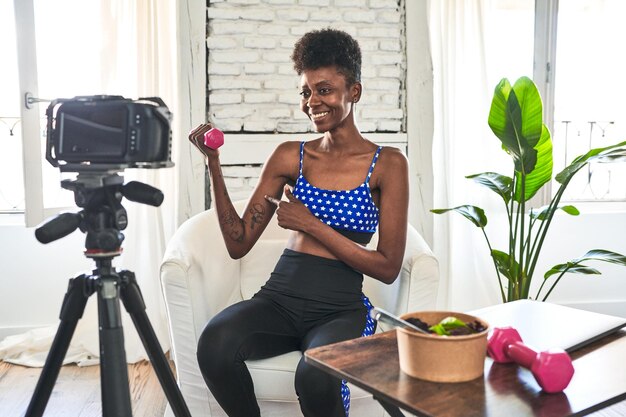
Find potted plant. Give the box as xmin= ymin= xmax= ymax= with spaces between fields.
xmin=432 ymin=76 xmax=626 ymax=302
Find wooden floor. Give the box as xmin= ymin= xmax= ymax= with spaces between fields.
xmin=1 ymin=359 xmax=625 ymax=417
xmin=0 ymin=360 xmax=169 ymax=417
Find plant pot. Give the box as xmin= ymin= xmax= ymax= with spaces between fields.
xmin=397 ymin=311 xmax=489 ymax=383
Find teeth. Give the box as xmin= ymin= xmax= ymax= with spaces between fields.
xmin=311 ymin=111 xmax=329 ymax=120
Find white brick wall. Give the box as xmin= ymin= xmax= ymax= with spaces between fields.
xmin=206 ymin=0 xmax=406 ymax=135
xmin=221 ymin=165 xmax=264 ymax=202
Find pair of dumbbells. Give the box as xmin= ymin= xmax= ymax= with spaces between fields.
xmin=488 ymin=327 xmax=575 ymax=393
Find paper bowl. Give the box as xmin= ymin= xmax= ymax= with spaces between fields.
xmin=397 ymin=311 xmax=489 ymax=383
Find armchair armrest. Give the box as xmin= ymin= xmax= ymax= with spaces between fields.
xmin=160 ymin=208 xmax=243 ymax=417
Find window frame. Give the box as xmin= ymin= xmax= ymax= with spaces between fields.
xmin=13 ymin=0 xmax=46 ymax=227
xmin=531 ymin=0 xmax=558 ymax=206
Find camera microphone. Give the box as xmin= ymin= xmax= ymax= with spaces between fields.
xmin=35 ymin=212 xmax=83 ymax=244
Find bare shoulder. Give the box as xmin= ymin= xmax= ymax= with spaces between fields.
xmin=377 ymin=146 xmax=409 ymax=174
xmin=262 ymin=140 xmax=302 ymax=180
xmin=367 ymin=146 xmax=408 ymax=190
xmin=271 ymin=140 xmax=302 ymax=157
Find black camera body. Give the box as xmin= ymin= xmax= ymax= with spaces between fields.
xmin=46 ymin=95 xmax=173 ymax=172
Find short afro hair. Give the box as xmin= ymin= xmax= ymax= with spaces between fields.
xmin=291 ymin=28 xmax=362 ymax=86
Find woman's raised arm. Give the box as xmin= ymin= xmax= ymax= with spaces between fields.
xmin=189 ymin=125 xmax=297 ymax=258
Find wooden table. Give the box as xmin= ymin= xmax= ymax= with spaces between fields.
xmin=305 ymin=329 xmax=626 ymax=417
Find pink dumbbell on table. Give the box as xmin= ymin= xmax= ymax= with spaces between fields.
xmin=204 ymin=127 xmax=224 ymax=150
xmin=487 ymin=327 xmax=575 ymax=393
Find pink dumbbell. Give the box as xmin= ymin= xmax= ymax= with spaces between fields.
xmin=487 ymin=327 xmax=574 ymax=393
xmin=204 ymin=127 xmax=224 ymax=150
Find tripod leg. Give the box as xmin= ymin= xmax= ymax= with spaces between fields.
xmin=120 ymin=270 xmax=192 ymax=417
xmin=97 ymin=276 xmax=133 ymax=417
xmin=26 ymin=275 xmax=93 ymax=417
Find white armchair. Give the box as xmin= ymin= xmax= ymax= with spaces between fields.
xmin=159 ymin=200 xmax=439 ymax=417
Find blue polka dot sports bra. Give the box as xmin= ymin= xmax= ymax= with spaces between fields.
xmin=292 ymin=141 xmax=382 ymax=244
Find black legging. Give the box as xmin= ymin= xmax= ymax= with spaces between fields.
xmin=196 ymin=249 xmax=370 ymax=417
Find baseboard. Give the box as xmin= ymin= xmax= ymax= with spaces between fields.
xmin=561 ymin=300 xmax=626 ymax=318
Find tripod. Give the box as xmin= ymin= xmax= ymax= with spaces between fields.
xmin=26 ymin=172 xmax=191 ymax=417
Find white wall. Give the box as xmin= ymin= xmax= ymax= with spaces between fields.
xmin=0 ymin=219 xmax=93 ymax=340
xmin=529 ymin=209 xmax=626 ymax=317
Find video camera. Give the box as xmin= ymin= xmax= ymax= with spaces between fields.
xmin=45 ymin=95 xmax=173 ymax=172
xmin=36 ymin=95 xmax=174 ymax=247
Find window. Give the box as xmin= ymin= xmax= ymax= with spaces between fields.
xmin=3 ymin=0 xmax=117 ymax=225
xmin=551 ymin=0 xmax=626 ymax=201
xmin=485 ymin=0 xmax=626 ymax=203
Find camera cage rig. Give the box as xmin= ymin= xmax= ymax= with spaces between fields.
xmin=45 ymin=95 xmax=174 ymax=173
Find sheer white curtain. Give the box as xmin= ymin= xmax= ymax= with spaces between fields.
xmin=0 ymin=0 xmax=179 ymax=365
xmin=71 ymin=0 xmax=178 ymax=363
xmin=428 ymin=0 xmax=510 ymax=311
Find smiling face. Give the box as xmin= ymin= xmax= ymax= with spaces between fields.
xmin=299 ymin=66 xmax=361 ymax=133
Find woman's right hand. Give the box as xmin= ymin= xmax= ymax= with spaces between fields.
xmin=188 ymin=123 xmax=220 ymax=160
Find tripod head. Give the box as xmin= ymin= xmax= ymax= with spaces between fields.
xmin=35 ymin=171 xmax=163 ymax=258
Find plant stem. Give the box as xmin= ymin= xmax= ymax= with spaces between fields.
xmin=528 ymin=182 xmax=568 ymax=280
xmin=509 ymin=173 xmax=519 ymax=300
xmin=482 ymin=228 xmax=507 ymax=303
xmin=523 ymin=217 xmax=535 ymax=299
xmin=526 ymin=217 xmax=535 ymax=263
xmin=518 ymin=174 xmax=526 ymax=299
xmin=541 ymin=268 xmax=570 ymax=301
xmin=535 ymin=271 xmax=550 ymax=300
xmin=528 ymin=192 xmax=558 ymax=266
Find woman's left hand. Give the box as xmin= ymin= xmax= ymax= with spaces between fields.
xmin=265 ymin=186 xmax=314 ymax=232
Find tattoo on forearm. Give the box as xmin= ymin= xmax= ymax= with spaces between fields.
xmin=228 ymin=229 xmax=244 ymax=243
xmin=220 ymin=209 xmax=236 ymax=227
xmin=249 ymin=203 xmax=266 ymax=230
xmin=220 ymin=208 xmax=245 ymax=242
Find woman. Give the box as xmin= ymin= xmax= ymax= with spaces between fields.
xmin=189 ymin=28 xmax=409 ymax=417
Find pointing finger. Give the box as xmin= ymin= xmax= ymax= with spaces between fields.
xmin=284 ymin=186 xmax=298 ymax=202
xmin=265 ymin=195 xmax=281 ymax=206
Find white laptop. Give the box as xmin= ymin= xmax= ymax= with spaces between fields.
xmin=469 ymin=299 xmax=626 ymax=353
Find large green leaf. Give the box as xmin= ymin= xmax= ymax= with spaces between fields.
xmin=544 ymin=263 xmax=601 ymax=279
xmin=575 ymin=249 xmax=626 ymax=266
xmin=514 ymin=124 xmax=553 ymax=202
xmin=544 ymin=249 xmax=626 ymax=279
xmin=466 ymin=172 xmax=512 ymax=204
xmin=431 ymin=205 xmax=487 ymax=228
xmin=555 ymin=140 xmax=626 ymax=184
xmin=487 ymin=78 xmax=512 ymax=140
xmin=488 ymin=77 xmax=542 ymax=175
xmin=513 ymin=76 xmax=543 ymax=147
xmin=491 ymin=249 xmax=521 ymax=282
xmin=530 ymin=204 xmax=579 ymax=221
xmin=593 ymin=148 xmax=626 ymax=162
